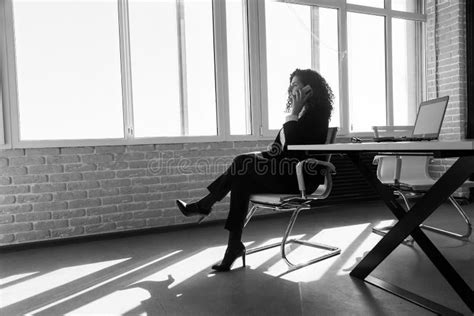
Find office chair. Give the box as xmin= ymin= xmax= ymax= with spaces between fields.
xmin=372 ymin=126 xmax=473 ymax=241
xmin=243 ymin=127 xmax=340 ymax=272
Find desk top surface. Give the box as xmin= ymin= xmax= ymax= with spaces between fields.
xmin=288 ymin=140 xmax=474 ymax=152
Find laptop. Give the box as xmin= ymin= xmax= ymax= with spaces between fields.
xmin=374 ymin=96 xmax=449 ymax=142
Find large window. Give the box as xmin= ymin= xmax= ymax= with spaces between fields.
xmin=392 ymin=18 xmax=419 ymax=125
xmin=0 ymin=0 xmax=426 ymax=147
xmin=226 ymin=0 xmax=251 ymax=135
xmin=129 ymin=0 xmax=216 ymax=138
xmin=262 ymin=0 xmax=425 ymax=135
xmin=264 ymin=2 xmax=340 ymax=130
xmin=347 ymin=12 xmax=386 ymax=132
xmin=265 ymin=2 xmax=312 ymax=130
xmin=128 ymin=0 xmax=182 ymax=137
xmin=12 ymin=0 xmax=124 ymax=140
xmin=4 ymin=0 xmax=243 ymax=146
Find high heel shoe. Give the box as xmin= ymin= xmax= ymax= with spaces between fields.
xmin=211 ymin=242 xmax=246 ymax=272
xmin=176 ymin=200 xmax=211 ymax=223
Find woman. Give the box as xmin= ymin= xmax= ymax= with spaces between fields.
xmin=176 ymin=69 xmax=334 ymax=272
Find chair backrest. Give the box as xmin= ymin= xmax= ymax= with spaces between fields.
xmin=398 ymin=156 xmax=433 ymax=183
xmin=324 ymin=127 xmax=338 ymax=162
xmin=326 ymin=127 xmax=338 ymax=144
xmin=374 ymin=155 xmax=400 ymax=184
xmin=372 ymin=125 xmax=414 ymax=138
xmin=372 ymin=125 xmax=429 ymax=185
xmin=306 ymin=127 xmax=337 ymax=197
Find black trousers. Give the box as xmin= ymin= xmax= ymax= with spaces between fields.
xmin=207 ymin=153 xmax=322 ymax=233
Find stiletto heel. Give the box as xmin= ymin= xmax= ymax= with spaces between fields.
xmin=197 ymin=215 xmax=206 ymax=224
xmin=212 ymin=242 xmax=246 ymax=272
xmin=176 ymin=200 xmax=211 ymax=224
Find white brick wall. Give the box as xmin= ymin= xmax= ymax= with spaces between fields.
xmin=0 ymin=142 xmax=271 ymax=245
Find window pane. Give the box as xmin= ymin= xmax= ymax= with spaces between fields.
xmin=226 ymin=0 xmax=251 ymax=135
xmin=392 ymin=18 xmax=418 ymax=125
xmin=129 ymin=0 xmax=181 ymax=137
xmin=347 ymin=13 xmax=386 ymax=132
xmin=392 ymin=0 xmax=418 ymax=13
xmin=265 ymin=1 xmax=311 ymax=130
xmin=13 ymin=0 xmax=123 ymax=140
xmin=183 ymin=0 xmax=217 ymax=136
xmin=347 ymin=0 xmax=384 ymax=8
xmin=315 ymin=7 xmax=340 ymax=128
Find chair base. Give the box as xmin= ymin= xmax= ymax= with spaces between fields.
xmin=372 ymin=225 xmax=415 ymax=245
xmin=245 ymin=203 xmax=341 ymax=273
xmin=246 ymin=238 xmax=341 ymax=273
xmin=372 ymin=223 xmax=472 ymax=242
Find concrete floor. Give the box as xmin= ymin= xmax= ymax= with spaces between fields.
xmin=1 ymin=200 xmax=473 ymax=315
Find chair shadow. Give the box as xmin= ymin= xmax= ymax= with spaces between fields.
xmin=120 ymin=268 xmax=304 ymax=316
xmin=4 ymin=240 xmax=302 ymax=316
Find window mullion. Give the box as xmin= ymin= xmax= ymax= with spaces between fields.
xmin=385 ymin=0 xmax=394 ymax=126
xmin=212 ymin=0 xmax=230 ymax=139
xmin=311 ymin=6 xmax=320 ymax=72
xmin=339 ymin=3 xmax=350 ymax=134
xmin=242 ymin=0 xmax=252 ymax=136
xmin=0 ymin=1 xmax=7 ymax=146
xmin=419 ymin=19 xmax=427 ymax=104
xmin=247 ymin=0 xmax=264 ymax=138
xmin=255 ymin=0 xmax=271 ymax=136
xmin=3 ymin=0 xmax=19 ymax=146
xmin=118 ymin=0 xmax=134 ymax=140
xmin=177 ymin=0 xmax=188 ymax=136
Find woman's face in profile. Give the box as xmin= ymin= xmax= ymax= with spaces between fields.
xmin=289 ymin=76 xmax=304 ymax=96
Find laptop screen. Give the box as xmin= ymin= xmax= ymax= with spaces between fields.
xmin=412 ymin=96 xmax=449 ymax=138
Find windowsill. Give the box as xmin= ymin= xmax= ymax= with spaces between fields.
xmin=0 ymin=131 xmax=378 ymax=150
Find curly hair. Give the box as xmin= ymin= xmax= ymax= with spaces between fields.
xmin=285 ymin=69 xmax=334 ymax=119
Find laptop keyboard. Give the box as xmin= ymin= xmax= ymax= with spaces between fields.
xmin=374 ymin=137 xmax=436 ymax=142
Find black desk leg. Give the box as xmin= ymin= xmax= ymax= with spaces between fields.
xmin=347 ymin=153 xmax=474 ymax=313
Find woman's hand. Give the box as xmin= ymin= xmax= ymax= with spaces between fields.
xmin=290 ymin=87 xmax=312 ymax=116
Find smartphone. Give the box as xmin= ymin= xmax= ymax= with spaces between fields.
xmin=302 ymin=85 xmax=312 ymax=95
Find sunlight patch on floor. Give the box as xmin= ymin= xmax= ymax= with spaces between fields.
xmin=29 ymin=251 xmax=181 ymax=315
xmin=336 ymin=222 xmax=385 ymax=276
xmin=0 ymin=258 xmax=128 ymax=309
xmin=263 ymin=223 xmax=371 ymax=282
xmin=0 ymin=272 xmax=38 ymax=286
xmin=63 ymin=246 xmax=245 ymax=315
xmin=65 ymin=286 xmax=150 ymax=316
xmin=372 ymin=219 xmax=398 ymax=231
xmin=134 ymin=245 xmax=230 ymax=289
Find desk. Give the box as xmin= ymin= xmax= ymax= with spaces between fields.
xmin=289 ymin=141 xmax=474 ymax=315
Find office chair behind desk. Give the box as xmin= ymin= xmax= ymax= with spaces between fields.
xmin=372 ymin=134 xmax=473 ymax=241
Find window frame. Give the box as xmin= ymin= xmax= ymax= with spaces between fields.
xmin=1 ymin=0 xmax=263 ymax=149
xmin=0 ymin=0 xmax=427 ymax=149
xmin=0 ymin=1 xmax=6 ymax=148
xmin=258 ymin=0 xmax=427 ymax=137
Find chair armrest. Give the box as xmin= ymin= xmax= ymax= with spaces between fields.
xmin=296 ymin=158 xmax=336 ymax=199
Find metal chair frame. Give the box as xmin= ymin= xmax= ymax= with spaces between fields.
xmin=243 ymin=128 xmax=341 ymax=272
xmin=373 ymin=189 xmax=472 ymax=241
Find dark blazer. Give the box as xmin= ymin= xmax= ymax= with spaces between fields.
xmin=263 ymin=106 xmax=329 ymax=162
xmin=258 ymin=106 xmax=330 ymax=192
